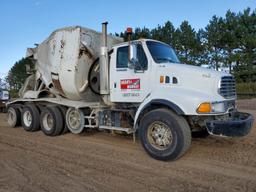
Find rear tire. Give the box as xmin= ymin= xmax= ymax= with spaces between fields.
xmin=58 ymin=106 xmax=69 ymax=134
xmin=66 ymin=108 xmax=85 ymax=134
xmin=7 ymin=105 xmax=21 ymax=127
xmin=40 ymin=106 xmax=64 ymax=136
xmin=21 ymin=104 xmax=40 ymax=132
xmin=139 ymin=108 xmax=191 ymax=161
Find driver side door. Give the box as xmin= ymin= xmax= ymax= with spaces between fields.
xmin=110 ymin=43 xmax=151 ymax=103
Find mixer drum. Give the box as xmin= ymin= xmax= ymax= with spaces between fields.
xmin=29 ymin=26 xmax=122 ymax=100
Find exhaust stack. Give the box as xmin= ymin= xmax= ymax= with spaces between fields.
xmin=100 ymin=22 xmax=109 ymax=95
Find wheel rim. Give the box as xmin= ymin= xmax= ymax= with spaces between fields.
xmin=23 ymin=111 xmax=32 ymax=127
xmin=42 ymin=113 xmax=54 ymax=131
xmin=7 ymin=108 xmax=16 ymax=125
xmin=66 ymin=108 xmax=84 ymax=133
xmin=68 ymin=110 xmax=81 ymax=129
xmin=147 ymin=121 xmax=173 ymax=150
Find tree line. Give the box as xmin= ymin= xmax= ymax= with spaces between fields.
xmin=4 ymin=58 xmax=33 ymax=97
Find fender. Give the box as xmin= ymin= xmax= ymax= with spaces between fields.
xmin=134 ymin=99 xmax=184 ymax=129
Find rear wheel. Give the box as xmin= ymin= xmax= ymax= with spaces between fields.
xmin=58 ymin=106 xmax=69 ymax=134
xmin=7 ymin=105 xmax=21 ymax=127
xmin=40 ymin=106 xmax=64 ymax=136
xmin=21 ymin=104 xmax=40 ymax=132
xmin=66 ymin=108 xmax=85 ymax=134
xmin=139 ymin=108 xmax=191 ymax=161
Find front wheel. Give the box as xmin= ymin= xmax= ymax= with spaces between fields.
xmin=139 ymin=108 xmax=191 ymax=161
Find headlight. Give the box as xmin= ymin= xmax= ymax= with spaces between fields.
xmin=211 ymin=102 xmax=226 ymax=113
xmin=197 ymin=101 xmax=226 ymax=114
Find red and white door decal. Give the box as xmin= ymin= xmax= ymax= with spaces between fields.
xmin=120 ymin=79 xmax=140 ymax=90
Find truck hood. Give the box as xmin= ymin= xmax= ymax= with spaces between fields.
xmin=156 ymin=63 xmax=231 ymax=96
xmin=166 ymin=63 xmax=227 ymax=78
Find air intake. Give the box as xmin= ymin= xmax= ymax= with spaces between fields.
xmin=219 ymin=76 xmax=236 ymax=99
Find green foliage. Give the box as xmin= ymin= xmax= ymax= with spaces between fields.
xmin=204 ymin=15 xmax=226 ymax=70
xmin=236 ymin=82 xmax=256 ymax=93
xmin=151 ymin=21 xmax=175 ymax=44
xmin=237 ymin=8 xmax=256 ymax=65
xmin=6 ymin=57 xmax=34 ymax=91
xmin=236 ymin=82 xmax=256 ymax=99
xmin=173 ymin=21 xmax=203 ymax=65
xmin=233 ymin=65 xmax=256 ymax=83
xmin=8 ymin=89 xmax=19 ymax=99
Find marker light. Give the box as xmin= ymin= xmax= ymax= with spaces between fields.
xmin=197 ymin=102 xmax=211 ymax=113
xmin=160 ymin=76 xmax=164 ymax=83
xmin=126 ymin=27 xmax=133 ymax=34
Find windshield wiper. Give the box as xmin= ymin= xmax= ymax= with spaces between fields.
xmin=155 ymin=57 xmax=176 ymax=63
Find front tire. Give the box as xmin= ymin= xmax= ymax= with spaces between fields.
xmin=139 ymin=108 xmax=191 ymax=161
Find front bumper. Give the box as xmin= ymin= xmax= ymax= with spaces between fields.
xmin=206 ymin=112 xmax=254 ymax=137
xmin=0 ymin=101 xmax=6 ymax=108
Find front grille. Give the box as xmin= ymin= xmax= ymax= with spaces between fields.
xmin=219 ymin=76 xmax=236 ymax=98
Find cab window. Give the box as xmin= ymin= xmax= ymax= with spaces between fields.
xmin=136 ymin=44 xmax=148 ymax=70
xmin=116 ymin=44 xmax=148 ymax=70
xmin=116 ymin=46 xmax=128 ymax=68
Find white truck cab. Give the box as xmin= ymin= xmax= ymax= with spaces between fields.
xmin=7 ymin=23 xmax=253 ymax=161
xmin=110 ymin=39 xmax=235 ymax=113
xmin=0 ymin=90 xmax=9 ymax=112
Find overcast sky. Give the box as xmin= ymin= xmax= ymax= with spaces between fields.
xmin=0 ymin=0 xmax=255 ymax=77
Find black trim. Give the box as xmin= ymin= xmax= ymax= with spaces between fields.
xmin=136 ymin=99 xmax=185 ymax=127
xmin=108 ymin=49 xmax=114 ymax=55
xmin=206 ymin=112 xmax=254 ymax=137
xmin=147 ymin=99 xmax=185 ymax=115
xmin=88 ymin=58 xmax=100 ymax=94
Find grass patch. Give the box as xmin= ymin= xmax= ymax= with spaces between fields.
xmin=236 ymin=82 xmax=256 ymax=99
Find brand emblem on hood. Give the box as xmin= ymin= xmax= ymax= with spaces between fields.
xmin=202 ymin=73 xmax=211 ymax=78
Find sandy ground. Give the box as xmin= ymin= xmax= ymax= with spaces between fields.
xmin=0 ymin=99 xmax=256 ymax=192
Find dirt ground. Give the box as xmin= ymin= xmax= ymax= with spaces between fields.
xmin=0 ymin=100 xmax=256 ymax=192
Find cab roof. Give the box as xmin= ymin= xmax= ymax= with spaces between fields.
xmin=115 ymin=39 xmax=171 ymax=47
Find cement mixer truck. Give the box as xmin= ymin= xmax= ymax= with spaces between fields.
xmin=6 ymin=23 xmax=253 ymax=161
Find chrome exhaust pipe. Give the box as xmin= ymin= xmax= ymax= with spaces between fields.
xmin=100 ymin=22 xmax=109 ymax=95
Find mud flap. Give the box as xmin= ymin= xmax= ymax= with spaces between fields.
xmin=206 ymin=112 xmax=254 ymax=137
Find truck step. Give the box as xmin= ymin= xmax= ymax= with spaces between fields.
xmin=99 ymin=125 xmax=134 ymax=134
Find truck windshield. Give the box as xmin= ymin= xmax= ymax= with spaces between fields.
xmin=146 ymin=41 xmax=180 ymax=64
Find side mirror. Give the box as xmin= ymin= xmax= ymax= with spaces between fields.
xmin=128 ymin=43 xmax=138 ymax=69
